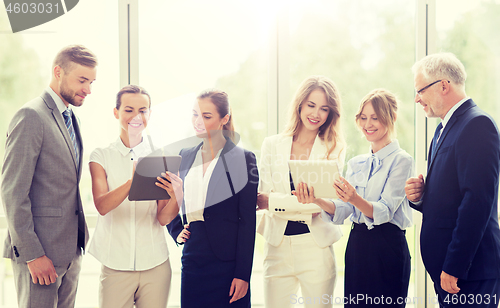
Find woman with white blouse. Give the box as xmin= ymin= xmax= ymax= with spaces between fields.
xmin=296 ymin=89 xmax=413 ymax=307
xmin=88 ymin=85 xmax=181 ymax=308
xmin=257 ymin=75 xmax=345 ymax=308
xmin=166 ymin=89 xmax=258 ymax=308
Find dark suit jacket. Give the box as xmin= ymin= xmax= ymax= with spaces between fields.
xmin=167 ymin=138 xmax=258 ymax=282
xmin=2 ymin=90 xmax=88 ymax=265
xmin=411 ymin=99 xmax=500 ymax=282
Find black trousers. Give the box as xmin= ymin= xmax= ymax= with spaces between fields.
xmin=344 ymin=222 xmax=411 ymax=307
xmin=181 ymin=221 xmax=251 ymax=308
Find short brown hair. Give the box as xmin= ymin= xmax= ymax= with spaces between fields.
xmin=53 ymin=45 xmax=98 ymax=73
xmin=116 ymin=85 xmax=151 ymax=109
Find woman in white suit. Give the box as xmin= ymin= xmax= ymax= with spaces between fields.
xmin=257 ymin=75 xmax=345 ymax=308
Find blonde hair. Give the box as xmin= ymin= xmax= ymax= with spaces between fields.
xmin=283 ymin=75 xmax=342 ymax=158
xmin=355 ymin=89 xmax=398 ymax=138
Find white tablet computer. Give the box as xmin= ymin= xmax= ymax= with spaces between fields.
xmin=129 ymin=155 xmax=182 ymax=201
xmin=288 ymin=160 xmax=341 ymax=199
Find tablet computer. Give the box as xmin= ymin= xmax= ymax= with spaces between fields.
xmin=129 ymin=155 xmax=182 ymax=201
xmin=288 ymin=160 xmax=341 ymax=199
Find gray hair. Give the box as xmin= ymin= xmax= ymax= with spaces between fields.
xmin=412 ymin=52 xmax=467 ymax=85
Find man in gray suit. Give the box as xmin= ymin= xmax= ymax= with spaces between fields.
xmin=1 ymin=45 xmax=97 ymax=307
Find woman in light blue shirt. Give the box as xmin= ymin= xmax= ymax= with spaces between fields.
xmin=295 ymin=88 xmax=413 ymax=307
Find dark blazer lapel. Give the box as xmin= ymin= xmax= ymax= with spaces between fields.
xmin=72 ymin=112 xmax=84 ymax=177
xmin=41 ymin=91 xmax=79 ymax=173
xmin=427 ymin=118 xmax=455 ymax=173
xmin=180 ymin=143 xmax=202 ymax=180
xmin=427 ymin=99 xmax=475 ymax=174
xmin=205 ymin=139 xmax=236 ymax=207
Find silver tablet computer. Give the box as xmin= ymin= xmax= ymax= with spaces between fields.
xmin=129 ymin=155 xmax=182 ymax=201
xmin=288 ymin=160 xmax=341 ymax=199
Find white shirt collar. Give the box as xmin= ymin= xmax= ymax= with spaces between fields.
xmin=441 ymin=97 xmax=470 ymax=130
xmin=46 ymin=87 xmax=70 ymax=114
xmin=112 ymin=136 xmax=154 ymax=158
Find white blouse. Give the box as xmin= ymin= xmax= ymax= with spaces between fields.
xmin=88 ymin=138 xmax=169 ymax=271
xmin=184 ymin=148 xmax=222 ymax=223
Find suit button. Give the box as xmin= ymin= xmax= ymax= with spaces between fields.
xmin=75 ymin=210 xmax=79 ymax=215
xmin=205 ymin=214 xmax=210 ymax=219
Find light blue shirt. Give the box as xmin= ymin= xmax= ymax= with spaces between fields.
xmin=323 ymin=140 xmax=414 ymax=230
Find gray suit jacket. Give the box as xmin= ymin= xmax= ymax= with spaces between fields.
xmin=1 ymin=90 xmax=88 ymax=266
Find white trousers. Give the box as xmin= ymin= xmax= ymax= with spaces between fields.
xmin=263 ymin=233 xmax=336 ymax=308
xmin=99 ymin=259 xmax=171 ymax=308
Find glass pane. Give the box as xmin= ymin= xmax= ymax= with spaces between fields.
xmin=138 ymin=0 xmax=269 ymax=156
xmin=436 ymin=0 xmax=500 ymax=122
xmin=287 ymin=0 xmax=416 ymax=303
xmin=288 ymin=0 xmax=416 ymax=161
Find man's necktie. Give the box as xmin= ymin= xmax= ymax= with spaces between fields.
xmin=62 ymin=109 xmax=79 ymax=166
xmin=430 ymin=122 xmax=443 ymax=163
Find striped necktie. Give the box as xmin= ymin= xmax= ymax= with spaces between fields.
xmin=62 ymin=109 xmax=79 ymax=166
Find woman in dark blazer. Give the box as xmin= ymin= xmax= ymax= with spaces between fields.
xmin=165 ymin=90 xmax=258 ymax=308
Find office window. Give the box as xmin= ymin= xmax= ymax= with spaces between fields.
xmin=4 ymin=1 xmax=498 ymax=307
xmin=137 ymin=0 xmax=269 ymax=155
xmin=436 ymin=0 xmax=500 ymax=121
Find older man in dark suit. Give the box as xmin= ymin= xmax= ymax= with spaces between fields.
xmin=2 ymin=45 xmax=97 ymax=307
xmin=406 ymin=52 xmax=500 ymax=307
